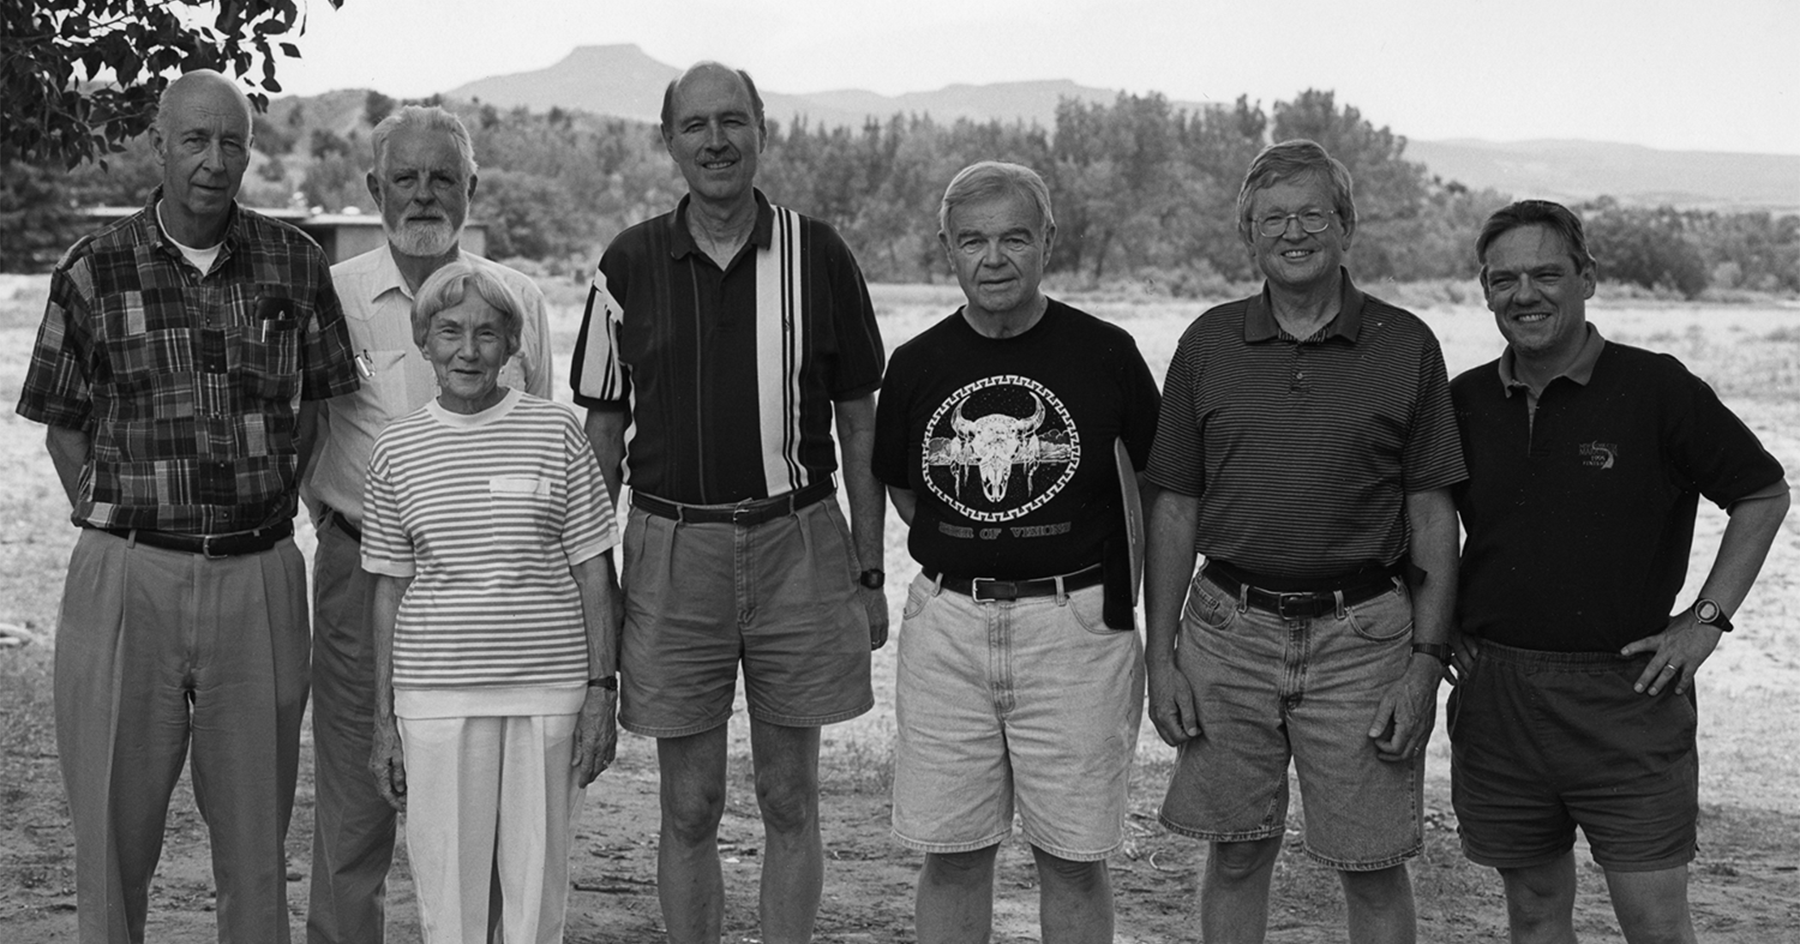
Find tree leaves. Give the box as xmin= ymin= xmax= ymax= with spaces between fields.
xmin=1 ymin=0 xmax=346 ymax=168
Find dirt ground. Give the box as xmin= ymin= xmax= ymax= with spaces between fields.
xmin=2 ymin=275 xmax=1798 ymax=942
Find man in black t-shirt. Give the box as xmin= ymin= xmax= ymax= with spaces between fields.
xmin=873 ymin=162 xmax=1160 ymax=944
xmin=1450 ymin=200 xmax=1789 ymax=943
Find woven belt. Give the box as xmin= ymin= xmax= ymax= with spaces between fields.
xmin=1202 ymin=562 xmax=1398 ymax=619
xmin=930 ymin=564 xmax=1104 ymax=602
xmin=100 ymin=520 xmax=294 ymax=559
xmin=325 ymin=507 xmax=362 ymax=543
xmin=632 ymin=480 xmax=835 ymax=526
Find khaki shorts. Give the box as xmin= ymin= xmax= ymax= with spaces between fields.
xmin=890 ymin=576 xmax=1144 ymax=862
xmin=618 ymin=500 xmax=873 ymax=737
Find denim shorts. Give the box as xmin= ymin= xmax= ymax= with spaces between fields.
xmin=890 ymin=574 xmax=1145 ymax=862
xmin=1159 ymin=569 xmax=1422 ymax=870
xmin=617 ymin=500 xmax=873 ymax=737
xmin=1447 ymin=640 xmax=1698 ymax=872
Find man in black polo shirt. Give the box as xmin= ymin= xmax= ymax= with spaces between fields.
xmin=1448 ymin=199 xmax=1789 ymax=944
xmin=1144 ymin=139 xmax=1466 ymax=942
xmin=568 ymin=62 xmax=887 ymax=944
xmin=874 ymin=161 xmax=1160 ymax=943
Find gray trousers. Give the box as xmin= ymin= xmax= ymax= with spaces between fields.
xmin=55 ymin=527 xmax=309 ymax=944
xmin=306 ymin=518 xmax=396 ymax=944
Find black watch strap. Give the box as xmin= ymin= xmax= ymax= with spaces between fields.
xmin=1692 ymin=598 xmax=1733 ymax=633
xmin=859 ymin=568 xmax=885 ymax=590
xmin=1410 ymin=643 xmax=1452 ymax=666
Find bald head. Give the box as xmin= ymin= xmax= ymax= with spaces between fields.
xmin=660 ymin=62 xmax=765 ymax=139
xmin=155 ymin=70 xmax=254 ymax=144
xmin=152 ymin=69 xmax=255 ymax=243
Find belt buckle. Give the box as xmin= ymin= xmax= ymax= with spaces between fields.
xmin=201 ymin=534 xmax=229 ymax=560
xmin=731 ymin=502 xmax=756 ymax=526
xmin=970 ymin=578 xmax=1018 ymax=602
xmin=1275 ymin=592 xmax=1316 ymax=620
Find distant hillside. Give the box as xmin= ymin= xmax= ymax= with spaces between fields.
xmin=425 ymin=44 xmax=1800 ymax=213
xmin=447 ymin=44 xmax=678 ymax=125
xmin=1407 ymin=139 xmax=1800 ymax=214
xmin=444 ymin=44 xmax=1207 ymax=132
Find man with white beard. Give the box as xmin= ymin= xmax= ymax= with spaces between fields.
xmin=301 ymin=104 xmax=554 ymax=944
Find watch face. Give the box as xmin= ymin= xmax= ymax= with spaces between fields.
xmin=1695 ymin=600 xmax=1720 ymax=623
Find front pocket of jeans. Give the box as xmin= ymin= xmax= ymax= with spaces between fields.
xmin=1069 ymin=587 xmax=1126 ymax=635
xmin=1182 ymin=581 xmax=1236 ymax=633
xmin=1343 ymin=587 xmax=1412 ymax=641
xmin=901 ymin=578 xmax=932 ymax=621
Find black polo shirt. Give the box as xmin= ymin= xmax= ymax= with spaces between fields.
xmin=570 ymin=191 xmax=884 ymax=504
xmin=1146 ymin=271 xmax=1466 ymax=581
xmin=1451 ymin=329 xmax=1785 ymax=652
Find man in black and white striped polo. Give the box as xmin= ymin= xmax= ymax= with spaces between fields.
xmin=1141 ymin=139 xmax=1466 ymax=943
xmin=569 ymin=62 xmax=889 ymax=944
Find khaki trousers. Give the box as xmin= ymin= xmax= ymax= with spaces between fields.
xmin=305 ymin=520 xmax=397 ymax=943
xmin=55 ymin=528 xmax=310 ymax=944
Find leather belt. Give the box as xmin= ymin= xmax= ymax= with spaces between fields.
xmin=632 ymin=480 xmax=835 ymax=527
xmin=1202 ymin=562 xmax=1398 ymax=620
xmin=930 ymin=564 xmax=1104 ymax=603
xmin=323 ymin=506 xmax=362 ymax=543
xmin=100 ymin=520 xmax=294 ymax=559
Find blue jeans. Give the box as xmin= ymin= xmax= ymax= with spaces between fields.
xmin=1159 ymin=569 xmax=1423 ymax=870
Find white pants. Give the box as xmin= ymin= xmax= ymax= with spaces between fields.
xmin=398 ymin=714 xmax=584 ymax=944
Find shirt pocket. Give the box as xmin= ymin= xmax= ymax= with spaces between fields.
xmin=363 ymin=349 xmax=413 ymax=413
xmin=489 ymin=474 xmax=556 ymax=543
xmin=234 ymin=292 xmax=304 ymax=401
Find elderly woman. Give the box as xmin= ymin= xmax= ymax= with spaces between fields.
xmin=361 ymin=260 xmax=619 ymax=944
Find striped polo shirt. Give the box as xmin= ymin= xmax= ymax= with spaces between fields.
xmin=1146 ymin=271 xmax=1466 ymax=581
xmin=361 ymin=390 xmax=618 ymax=693
xmin=568 ymin=190 xmax=885 ymax=504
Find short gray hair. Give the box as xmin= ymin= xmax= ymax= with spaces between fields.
xmin=1235 ymin=139 xmax=1356 ymax=237
xmin=411 ymin=261 xmax=521 ymax=356
xmin=939 ymin=161 xmax=1056 ymax=237
xmin=372 ymin=105 xmax=478 ymax=178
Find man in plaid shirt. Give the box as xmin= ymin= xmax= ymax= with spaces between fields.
xmin=15 ymin=70 xmax=360 ymax=944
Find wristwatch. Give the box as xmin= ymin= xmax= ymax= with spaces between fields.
xmin=859 ymin=568 xmax=885 ymax=590
xmin=1410 ymin=643 xmax=1453 ymax=666
xmin=1691 ymin=598 xmax=1733 ymax=633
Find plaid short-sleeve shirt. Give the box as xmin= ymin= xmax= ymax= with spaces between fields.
xmin=16 ymin=190 xmax=361 ymax=534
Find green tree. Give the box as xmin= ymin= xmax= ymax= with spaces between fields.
xmin=1582 ymin=199 xmax=1710 ymax=298
xmin=363 ymin=89 xmax=396 ymax=127
xmin=0 ymin=162 xmax=82 ymax=270
xmin=3 ymin=0 xmax=347 ymax=168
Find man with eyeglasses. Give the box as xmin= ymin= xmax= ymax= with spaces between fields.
xmin=1142 ymin=139 xmax=1465 ymax=942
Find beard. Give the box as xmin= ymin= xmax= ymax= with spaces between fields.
xmin=385 ymin=216 xmax=460 ymax=257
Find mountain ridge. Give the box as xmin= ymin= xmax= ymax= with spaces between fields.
xmin=426 ymin=44 xmax=1800 ymax=213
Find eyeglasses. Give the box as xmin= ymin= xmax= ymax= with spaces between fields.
xmin=1255 ymin=209 xmax=1337 ymax=238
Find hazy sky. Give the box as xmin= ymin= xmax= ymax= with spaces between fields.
xmin=274 ymin=0 xmax=1798 ymax=155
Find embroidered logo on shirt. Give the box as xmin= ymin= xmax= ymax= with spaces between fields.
xmin=920 ymin=375 xmax=1079 ymax=522
xmin=1579 ymin=441 xmax=1618 ymax=469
